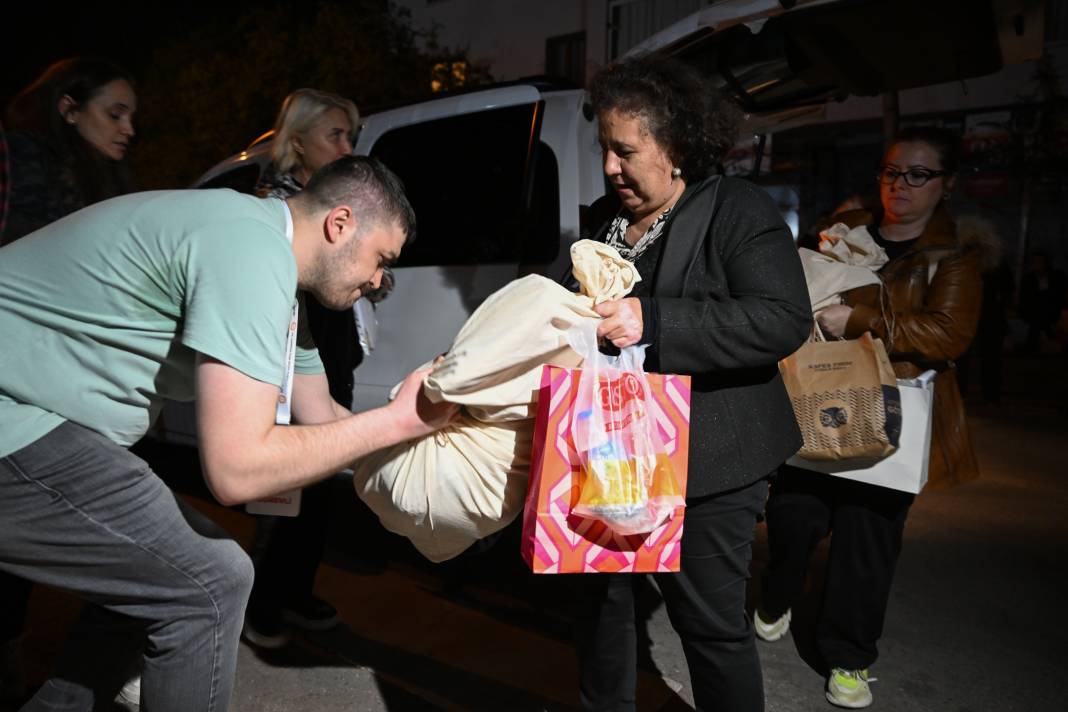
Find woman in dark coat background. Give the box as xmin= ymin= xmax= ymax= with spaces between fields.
xmin=569 ymin=54 xmax=811 ymax=711
xmin=2 ymin=57 xmax=136 ymax=245
xmin=1 ymin=57 xmax=137 ymax=705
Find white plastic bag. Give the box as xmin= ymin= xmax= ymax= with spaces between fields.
xmin=566 ymin=324 xmax=684 ymax=535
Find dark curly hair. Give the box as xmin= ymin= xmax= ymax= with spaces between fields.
xmin=589 ymin=53 xmax=742 ymax=182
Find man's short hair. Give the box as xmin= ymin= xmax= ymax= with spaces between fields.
xmin=302 ymin=155 xmax=416 ymax=243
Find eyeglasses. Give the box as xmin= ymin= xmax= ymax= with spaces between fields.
xmin=876 ymin=166 xmax=946 ymax=187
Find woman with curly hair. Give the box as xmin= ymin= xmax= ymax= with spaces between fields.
xmin=569 ymin=54 xmax=812 ymax=710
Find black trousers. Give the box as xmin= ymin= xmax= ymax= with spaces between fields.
xmin=248 ymin=477 xmax=332 ymax=614
xmin=760 ymin=466 xmax=913 ymax=670
xmin=575 ymin=478 xmax=768 ymax=712
xmin=0 ymin=571 xmax=32 ymax=641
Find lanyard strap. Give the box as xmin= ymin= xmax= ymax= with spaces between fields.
xmin=275 ymin=200 xmax=297 ymax=425
xmin=275 ymin=302 xmax=299 ymax=425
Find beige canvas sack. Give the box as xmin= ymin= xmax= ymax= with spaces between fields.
xmin=800 ymin=222 xmax=887 ymax=311
xmin=352 ymin=241 xmax=638 ymax=562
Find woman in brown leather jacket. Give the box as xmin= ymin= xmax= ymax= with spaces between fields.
xmin=755 ymin=126 xmax=987 ymax=709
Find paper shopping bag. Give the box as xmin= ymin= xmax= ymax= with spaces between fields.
xmin=521 ymin=365 xmax=691 ymax=574
xmin=787 ymin=371 xmax=936 ymax=493
xmin=779 ymin=331 xmax=901 ymax=461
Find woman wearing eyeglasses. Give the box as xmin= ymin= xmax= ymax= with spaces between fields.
xmin=756 ymin=126 xmax=992 ymax=709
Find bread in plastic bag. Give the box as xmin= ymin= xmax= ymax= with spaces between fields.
xmin=566 ymin=323 xmax=684 ymax=535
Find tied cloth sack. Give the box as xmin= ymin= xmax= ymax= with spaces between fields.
xmin=798 ymin=222 xmax=887 ymax=311
xmin=351 ymin=240 xmax=640 ymax=562
xmin=780 ymin=326 xmax=903 ymax=461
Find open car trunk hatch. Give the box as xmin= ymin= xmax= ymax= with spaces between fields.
xmin=627 ymin=0 xmax=1043 ymax=115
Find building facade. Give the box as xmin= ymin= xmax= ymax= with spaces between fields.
xmin=396 ymin=0 xmax=717 ymax=86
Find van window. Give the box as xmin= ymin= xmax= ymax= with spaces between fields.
xmin=521 ymin=140 xmax=560 ymax=266
xmin=370 ymin=103 xmax=548 ymax=267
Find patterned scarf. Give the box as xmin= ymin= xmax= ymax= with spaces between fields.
xmin=605 ymin=206 xmax=674 ymax=262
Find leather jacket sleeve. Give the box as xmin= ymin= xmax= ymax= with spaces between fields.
xmin=844 ymin=246 xmax=982 ymax=362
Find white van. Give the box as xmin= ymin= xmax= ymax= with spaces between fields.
xmin=154 ymin=81 xmax=605 ymax=444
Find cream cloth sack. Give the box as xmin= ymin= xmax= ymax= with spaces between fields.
xmin=801 ymin=222 xmax=888 ymax=312
xmin=352 ymin=240 xmax=639 ymax=562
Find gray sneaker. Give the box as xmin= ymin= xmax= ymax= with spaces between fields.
xmin=114 ymin=674 xmax=141 ymax=711
xmin=825 ymin=667 xmax=875 ymax=708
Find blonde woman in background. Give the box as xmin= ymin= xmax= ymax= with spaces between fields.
xmin=245 ymin=88 xmax=394 ymax=647
xmin=257 ymin=88 xmax=360 ymax=198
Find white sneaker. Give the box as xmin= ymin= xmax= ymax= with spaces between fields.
xmin=115 ymin=674 xmax=141 ymax=710
xmin=754 ymin=607 xmax=791 ymax=642
xmin=825 ymin=667 xmax=875 ymax=708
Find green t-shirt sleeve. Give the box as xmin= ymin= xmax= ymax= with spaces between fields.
xmin=295 ymin=293 xmax=325 ymax=375
xmin=178 ymin=222 xmax=295 ymax=386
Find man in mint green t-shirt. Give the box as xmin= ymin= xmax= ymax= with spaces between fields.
xmin=0 ymin=156 xmax=455 ymax=712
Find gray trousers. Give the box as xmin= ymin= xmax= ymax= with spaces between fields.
xmin=0 ymin=422 xmax=253 ymax=711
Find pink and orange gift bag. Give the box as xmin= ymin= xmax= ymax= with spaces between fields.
xmin=521 ymin=347 xmax=692 ymax=574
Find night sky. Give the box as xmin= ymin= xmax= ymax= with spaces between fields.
xmin=3 ymin=1 xmax=430 ymax=188
xmin=2 ymin=2 xmax=261 ymax=108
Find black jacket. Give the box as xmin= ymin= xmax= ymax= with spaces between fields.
xmin=579 ymin=175 xmax=812 ymax=497
xmin=1 ymin=131 xmax=84 ymax=245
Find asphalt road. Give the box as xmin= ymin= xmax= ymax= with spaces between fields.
xmin=11 ymin=353 xmax=1067 ymax=711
